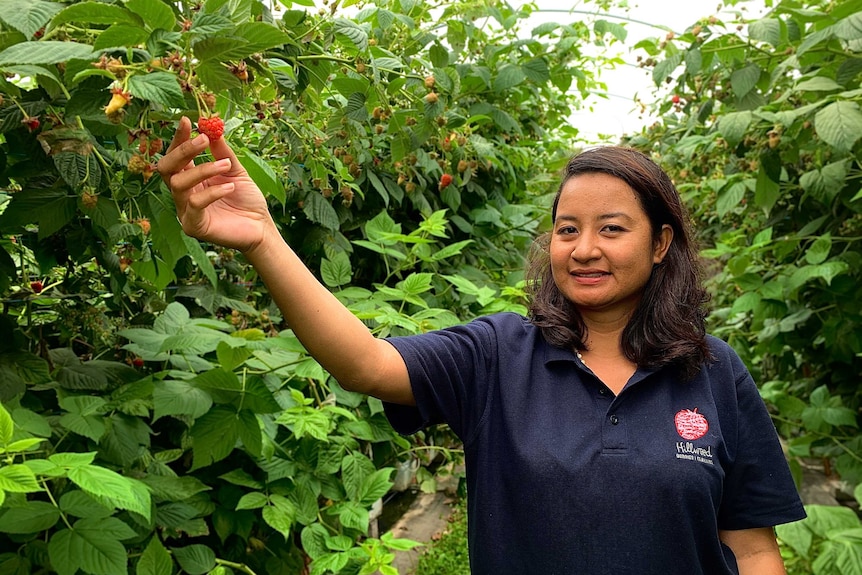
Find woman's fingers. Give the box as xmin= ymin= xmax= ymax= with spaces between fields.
xmin=168 ymin=158 xmax=232 ymax=196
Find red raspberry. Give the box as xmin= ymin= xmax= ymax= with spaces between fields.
xmin=671 ymin=94 xmax=681 ymax=104
xmin=30 ymin=281 xmax=43 ymax=294
xmin=197 ymin=115 xmax=224 ymax=140
xmin=132 ymin=357 xmax=144 ymax=367
xmin=439 ymin=173 xmax=453 ymax=189
xmin=22 ymin=116 xmax=40 ymax=131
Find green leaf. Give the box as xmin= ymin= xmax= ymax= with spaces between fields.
xmin=137 ymin=536 xmax=173 ymax=575
xmin=94 ymin=23 xmax=150 ymax=50
xmin=0 ymin=464 xmax=41 ymax=492
xmin=302 ymin=523 xmax=330 ymax=560
xmin=190 ymin=406 xmax=240 ymax=470
xmin=716 ymin=181 xmax=746 ymax=217
xmin=67 ymin=465 xmax=151 ymax=520
xmin=493 ymin=64 xmax=526 ymax=92
xmin=171 ymin=544 xmax=216 ymax=575
xmin=754 ymin=165 xmax=780 ymax=213
xmin=429 ymin=43 xmax=448 ymax=68
xmin=0 ymin=402 xmax=12 ymax=444
xmin=730 ymin=63 xmax=761 ymax=98
xmin=49 ymin=520 xmax=129 ymax=575
xmin=0 ymin=500 xmax=60 ymax=533
xmin=342 ymin=453 xmax=374 ymax=503
xmin=236 ymin=492 xmax=268 ymax=510
xmin=321 ymin=251 xmax=352 ymax=287
xmin=334 ymin=501 xmax=369 ymax=531
xmin=652 ymin=52 xmax=682 ymax=85
xmin=360 ymin=468 xmax=393 ymax=505
xmin=717 ymin=111 xmax=752 ymax=146
xmin=51 ymin=2 xmax=140 ymax=26
xmin=237 ymin=148 xmax=285 ymax=204
xmin=59 ymin=490 xmax=113 ymax=519
xmin=521 ymin=58 xmax=550 ymax=83
xmin=0 ymin=0 xmax=63 ymax=39
xmin=303 ymin=190 xmax=340 ymax=230
xmin=795 ymin=76 xmax=843 ymax=92
xmin=814 ymin=101 xmax=862 ymax=153
xmin=125 ymin=0 xmax=175 ymax=32
xmin=748 ymin=17 xmax=782 ymax=46
xmin=49 ymin=451 xmax=96 ymax=467
xmin=0 ymin=39 xmax=92 ymax=65
xmin=334 ymin=18 xmax=368 ymax=50
xmin=47 ymin=529 xmax=81 ymax=575
xmin=153 ymin=379 xmax=213 ymax=421
xmin=230 ymin=22 xmax=291 ymax=56
xmin=805 ymin=235 xmax=832 ymax=265
xmin=127 ymin=72 xmax=186 ymax=109
xmin=263 ymin=495 xmax=296 ymax=539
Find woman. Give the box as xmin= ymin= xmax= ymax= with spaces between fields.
xmin=159 ymin=119 xmax=805 ymax=574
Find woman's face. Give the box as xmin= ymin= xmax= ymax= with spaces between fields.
xmin=549 ymin=172 xmax=673 ymax=320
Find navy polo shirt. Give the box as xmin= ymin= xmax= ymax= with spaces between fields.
xmin=384 ymin=313 xmax=805 ymax=575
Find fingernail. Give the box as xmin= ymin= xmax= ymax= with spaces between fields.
xmin=215 ymin=158 xmax=231 ymax=168
xmin=193 ymin=134 xmax=207 ymax=145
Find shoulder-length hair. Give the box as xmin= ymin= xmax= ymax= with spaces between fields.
xmin=526 ymin=146 xmax=711 ymax=379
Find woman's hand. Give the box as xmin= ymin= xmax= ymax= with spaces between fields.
xmin=157 ymin=116 xmax=276 ymax=254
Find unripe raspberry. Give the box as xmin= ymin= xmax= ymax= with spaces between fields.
xmin=425 ymin=92 xmax=438 ymax=104
xmin=424 ymin=75 xmax=436 ymax=89
xmin=128 ymin=155 xmax=148 ymax=174
xmin=81 ymin=191 xmax=98 ymax=209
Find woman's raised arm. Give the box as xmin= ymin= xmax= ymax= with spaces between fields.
xmin=158 ymin=117 xmax=413 ymax=405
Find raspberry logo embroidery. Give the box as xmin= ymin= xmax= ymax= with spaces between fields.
xmin=675 ymin=408 xmax=709 ymax=440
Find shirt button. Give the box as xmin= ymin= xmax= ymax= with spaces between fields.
xmin=598 ymin=387 xmax=607 ymax=396
xmin=609 ymin=415 xmax=619 ymax=425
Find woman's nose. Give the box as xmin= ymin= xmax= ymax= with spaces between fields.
xmin=571 ymin=234 xmax=600 ymax=261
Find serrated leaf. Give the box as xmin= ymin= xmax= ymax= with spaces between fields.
xmin=302 ymin=523 xmax=330 ymax=560
xmin=127 ymin=71 xmax=185 ymax=109
xmin=716 ymin=181 xmax=746 ymax=217
xmin=0 ymin=0 xmax=63 ymax=39
xmin=334 ymin=501 xmax=368 ymax=531
xmin=190 ymin=406 xmax=239 ymax=470
xmin=521 ymin=58 xmax=550 ymax=83
xmin=51 ymin=2 xmax=140 ymax=26
xmin=302 ymin=190 xmax=340 ymax=230
xmin=748 ymin=17 xmax=782 ymax=46
xmin=94 ymin=23 xmax=150 ymax=50
xmin=153 ymin=379 xmax=213 ymax=421
xmin=806 ymin=235 xmax=832 ymax=265
xmin=360 ymin=468 xmax=393 ymax=505
xmin=0 ymin=464 xmax=41 ymax=492
xmin=59 ymin=490 xmax=113 ymax=519
xmin=172 ymin=545 xmax=216 ymax=575
xmin=333 ymin=18 xmax=368 ymax=50
xmin=126 ymin=0 xmax=175 ymax=32
xmin=263 ymin=496 xmax=296 ymax=539
xmin=717 ymin=111 xmax=752 ymax=146
xmin=795 ymin=76 xmax=843 ymax=92
xmin=0 ymin=402 xmax=12 ymax=444
xmin=814 ymin=101 xmax=862 ymax=153
xmin=137 ymin=536 xmax=172 ymax=575
xmin=236 ymin=492 xmax=268 ymax=510
xmin=0 ymin=500 xmax=60 ymax=533
xmin=493 ymin=64 xmax=526 ymax=92
xmin=67 ymin=465 xmax=151 ymax=519
xmin=237 ymin=148 xmax=285 ymax=204
xmin=342 ymin=453 xmax=374 ymax=503
xmin=0 ymin=37 xmax=90 ymax=64
xmin=50 ymin=521 xmax=128 ymax=575
xmin=230 ymin=22 xmax=291 ymax=57
xmin=730 ymin=63 xmax=761 ymax=98
xmin=321 ymin=251 xmax=352 ymax=287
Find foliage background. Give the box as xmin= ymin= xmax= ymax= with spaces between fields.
xmin=1 ymin=0 xmax=862 ymax=573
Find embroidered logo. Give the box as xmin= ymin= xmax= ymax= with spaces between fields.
xmin=674 ymin=408 xmax=709 ymax=440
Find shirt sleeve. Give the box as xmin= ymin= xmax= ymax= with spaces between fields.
xmin=717 ymin=360 xmax=807 ymax=530
xmin=382 ymin=315 xmax=500 ymax=442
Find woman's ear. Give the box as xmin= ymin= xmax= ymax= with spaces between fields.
xmin=653 ymin=224 xmax=673 ymax=264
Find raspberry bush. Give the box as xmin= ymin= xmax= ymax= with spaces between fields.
xmin=0 ymin=0 xmax=618 ymax=573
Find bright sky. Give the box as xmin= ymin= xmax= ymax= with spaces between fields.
xmin=527 ymin=0 xmax=768 ymax=141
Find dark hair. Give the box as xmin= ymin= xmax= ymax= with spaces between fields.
xmin=526 ymin=146 xmax=711 ymax=378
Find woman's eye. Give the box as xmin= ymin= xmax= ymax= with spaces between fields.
xmin=603 ymin=225 xmax=624 ymax=233
xmin=557 ymin=225 xmax=577 ymax=234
